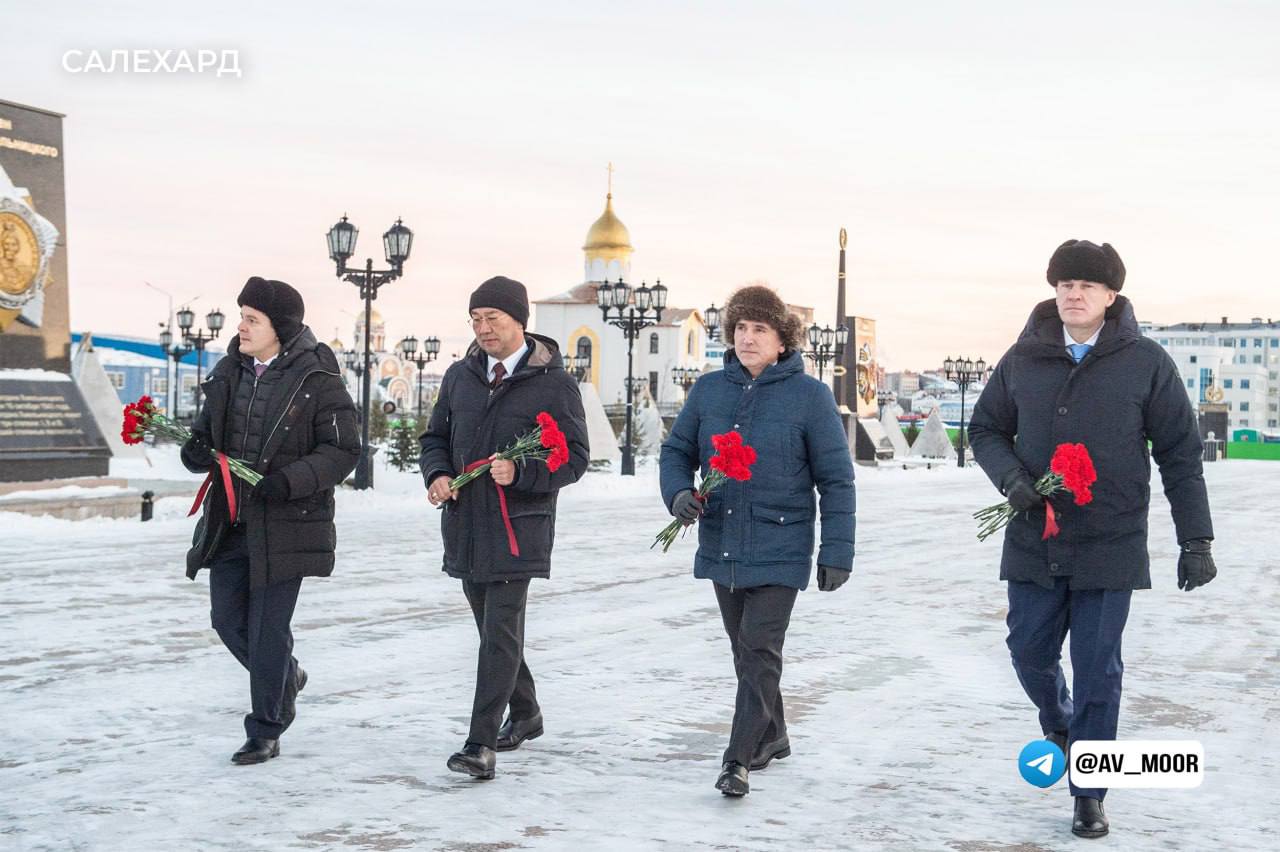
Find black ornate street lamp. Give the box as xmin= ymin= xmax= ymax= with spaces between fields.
xmin=703 ymin=303 xmax=721 ymax=342
xmin=399 ymin=334 xmax=440 ymax=419
xmin=672 ymin=365 xmax=698 ymax=393
xmin=943 ymin=354 xmax=988 ymax=468
xmin=803 ymin=322 xmax=848 ymax=382
xmin=158 ymin=323 xmax=192 ymax=419
xmin=567 ymin=353 xmax=591 ymax=383
xmin=327 ymin=213 xmax=414 ymax=490
xmin=177 ymin=305 xmax=225 ymax=416
xmin=598 ymin=276 xmax=668 ymax=476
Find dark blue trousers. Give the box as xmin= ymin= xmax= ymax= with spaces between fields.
xmin=208 ymin=527 xmax=303 ymax=740
xmin=1006 ymin=577 xmax=1132 ymax=800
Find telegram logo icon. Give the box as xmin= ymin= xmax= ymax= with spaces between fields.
xmin=1018 ymin=739 xmax=1067 ymax=788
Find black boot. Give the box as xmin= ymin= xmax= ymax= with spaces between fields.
xmin=750 ymin=735 xmax=791 ymax=771
xmin=231 ymin=737 xmax=279 ymax=765
xmin=715 ymin=761 xmax=749 ymax=797
xmin=283 ymin=666 xmax=308 ymax=730
xmin=447 ymin=743 xmax=496 ymax=780
xmin=1072 ymin=796 xmax=1109 ymax=838
xmin=496 ymin=713 xmax=544 ymax=752
xmin=1046 ymin=729 xmax=1068 ymax=756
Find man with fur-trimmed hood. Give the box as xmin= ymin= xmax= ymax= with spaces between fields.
xmin=660 ymin=284 xmax=855 ymax=797
xmin=419 ymin=276 xmax=590 ymax=781
xmin=970 ymin=240 xmax=1217 ymax=839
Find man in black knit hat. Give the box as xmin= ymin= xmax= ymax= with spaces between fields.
xmin=970 ymin=241 xmax=1217 ymax=839
xmin=181 ymin=276 xmax=360 ymax=764
xmin=420 ymin=275 xmax=589 ymax=780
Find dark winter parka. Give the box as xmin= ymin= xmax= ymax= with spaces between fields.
xmin=659 ymin=348 xmax=855 ymax=591
xmin=418 ymin=333 xmax=589 ymax=583
xmin=182 ymin=327 xmax=360 ymax=588
xmin=969 ymin=296 xmax=1213 ymax=591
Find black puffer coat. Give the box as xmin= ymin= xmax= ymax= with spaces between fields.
xmin=418 ymin=333 xmax=589 ymax=582
xmin=182 ymin=327 xmax=360 ymax=588
xmin=969 ymin=296 xmax=1213 ymax=591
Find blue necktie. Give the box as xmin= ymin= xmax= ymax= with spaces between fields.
xmin=1067 ymin=343 xmax=1092 ymax=364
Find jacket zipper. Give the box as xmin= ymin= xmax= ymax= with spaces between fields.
xmin=332 ymin=412 xmax=339 ymax=444
xmin=260 ymin=367 xmax=339 ymax=463
xmin=238 ymin=372 xmax=262 ymax=511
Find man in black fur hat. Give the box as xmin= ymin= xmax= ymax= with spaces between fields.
xmin=969 ymin=241 xmax=1217 ymax=839
xmin=181 ymin=277 xmax=360 ymax=764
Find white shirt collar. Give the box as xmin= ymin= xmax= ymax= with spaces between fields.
xmin=254 ymin=354 xmax=278 ymax=368
xmin=487 ymin=341 xmax=528 ymax=382
xmin=1063 ymin=323 xmax=1102 ymax=348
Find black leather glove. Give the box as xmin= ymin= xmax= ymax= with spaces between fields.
xmin=1177 ymin=539 xmax=1217 ymax=592
xmin=672 ymin=489 xmax=705 ymax=527
xmin=817 ymin=565 xmax=850 ymax=592
xmin=182 ymin=433 xmax=215 ymax=470
xmin=1001 ymin=469 xmax=1042 ymax=513
xmin=251 ymin=472 xmax=291 ymax=503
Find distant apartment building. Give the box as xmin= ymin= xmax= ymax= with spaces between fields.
xmin=1141 ymin=316 xmax=1280 ymax=433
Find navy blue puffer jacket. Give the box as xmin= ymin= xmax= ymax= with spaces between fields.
xmin=659 ymin=349 xmax=855 ymax=590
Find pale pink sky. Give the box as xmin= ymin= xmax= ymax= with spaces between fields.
xmin=4 ymin=1 xmax=1278 ymax=371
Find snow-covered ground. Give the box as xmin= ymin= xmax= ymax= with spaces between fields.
xmin=3 ymin=458 xmax=1276 ymax=851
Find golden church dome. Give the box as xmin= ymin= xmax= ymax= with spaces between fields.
xmin=583 ymin=194 xmax=633 ymax=253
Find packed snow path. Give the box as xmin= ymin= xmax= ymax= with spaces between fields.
xmin=3 ymin=462 xmax=1276 ymax=850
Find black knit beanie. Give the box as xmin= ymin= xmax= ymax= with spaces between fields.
xmin=237 ymin=276 xmax=305 ymax=343
xmin=469 ymin=276 xmax=529 ymax=328
xmin=1046 ymin=240 xmax=1126 ymax=291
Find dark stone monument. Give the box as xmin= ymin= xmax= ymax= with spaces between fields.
xmin=0 ymin=99 xmax=111 ymax=482
xmin=0 ymin=375 xmax=110 ymax=480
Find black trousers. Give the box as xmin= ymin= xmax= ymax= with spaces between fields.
xmin=462 ymin=578 xmax=540 ymax=749
xmin=1006 ymin=577 xmax=1132 ymax=800
xmin=207 ymin=527 xmax=302 ymax=740
xmin=713 ymin=581 xmax=799 ymax=767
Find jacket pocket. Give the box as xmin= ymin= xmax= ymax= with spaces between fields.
xmin=748 ymin=504 xmax=814 ymax=563
xmin=507 ymin=509 xmax=553 ymax=562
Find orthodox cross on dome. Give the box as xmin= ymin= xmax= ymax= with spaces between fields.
xmin=607 ymin=161 xmax=614 ymax=197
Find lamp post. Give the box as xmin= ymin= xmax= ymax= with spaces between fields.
xmin=327 ymin=213 xmax=414 ymax=490
xmin=943 ymin=355 xmax=988 ymax=468
xmin=567 ymin=354 xmax=591 ymax=383
xmin=157 ymin=324 xmax=191 ymax=419
xmin=598 ymin=276 xmax=668 ymax=476
xmin=672 ymin=365 xmax=698 ymax=394
xmin=342 ymin=346 xmax=377 ymax=411
xmin=176 ymin=305 xmax=225 ymax=416
xmin=398 ymin=334 xmax=440 ymax=419
xmin=703 ymin=303 xmax=721 ymax=342
xmin=803 ymin=322 xmax=848 ymax=382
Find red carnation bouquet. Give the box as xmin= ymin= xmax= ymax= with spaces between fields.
xmin=447 ymin=411 xmax=570 ymax=491
xmin=653 ymin=430 xmax=757 ymax=552
xmin=121 ymin=395 xmax=261 ymax=485
xmin=974 ymin=442 xmax=1096 ymax=542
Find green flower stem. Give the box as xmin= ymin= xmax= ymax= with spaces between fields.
xmin=447 ymin=429 xmax=552 ymax=491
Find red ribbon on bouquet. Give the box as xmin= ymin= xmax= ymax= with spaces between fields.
xmin=1041 ymin=501 xmax=1059 ymax=540
xmin=189 ymin=453 xmax=238 ymax=524
xmin=464 ymin=458 xmax=520 ymax=557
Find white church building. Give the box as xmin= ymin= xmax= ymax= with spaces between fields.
xmin=533 ymin=191 xmax=710 ymax=414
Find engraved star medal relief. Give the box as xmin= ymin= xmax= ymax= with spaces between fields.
xmin=0 ymin=165 xmax=60 ymax=332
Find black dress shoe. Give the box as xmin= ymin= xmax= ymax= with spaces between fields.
xmin=715 ymin=761 xmax=749 ymax=797
xmin=1072 ymin=796 xmax=1109 ymax=838
xmin=1046 ymin=729 xmax=1068 ymax=756
xmin=750 ymin=736 xmax=791 ymax=771
xmin=283 ymin=666 xmax=308 ymax=729
xmin=496 ymin=713 xmax=544 ymax=752
xmin=231 ymin=737 xmax=280 ymax=765
xmin=447 ymin=743 xmax=496 ymax=780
